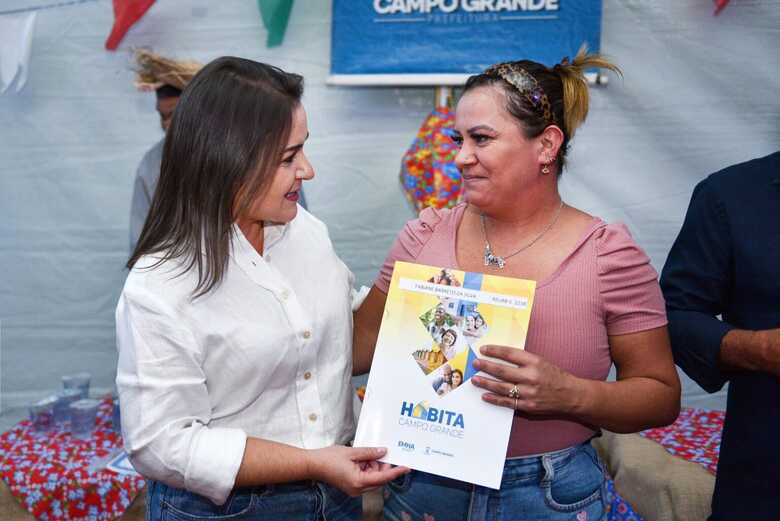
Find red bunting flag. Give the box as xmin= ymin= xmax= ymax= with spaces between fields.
xmin=105 ymin=0 xmax=156 ymax=50
xmin=713 ymin=0 xmax=730 ymax=16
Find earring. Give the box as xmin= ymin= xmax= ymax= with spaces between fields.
xmin=541 ymin=158 xmax=552 ymax=175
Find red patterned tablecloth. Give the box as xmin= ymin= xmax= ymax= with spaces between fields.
xmin=640 ymin=407 xmax=725 ymax=475
xmin=0 ymin=396 xmax=145 ymax=520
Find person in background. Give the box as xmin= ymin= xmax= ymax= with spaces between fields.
xmin=354 ymin=46 xmax=680 ymax=520
xmin=129 ymin=51 xmax=201 ymax=252
xmin=117 ymin=56 xmax=406 ymax=521
xmin=128 ymin=84 xmax=179 ymax=252
xmin=660 ymin=151 xmax=780 ymax=520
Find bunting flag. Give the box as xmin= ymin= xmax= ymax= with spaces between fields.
xmin=105 ymin=0 xmax=155 ymax=50
xmin=0 ymin=12 xmax=36 ymax=94
xmin=714 ymin=0 xmax=731 ymax=15
xmin=257 ymin=0 xmax=294 ymax=48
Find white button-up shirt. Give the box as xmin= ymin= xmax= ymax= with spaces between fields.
xmin=115 ymin=208 xmax=358 ymax=505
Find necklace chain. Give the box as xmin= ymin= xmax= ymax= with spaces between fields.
xmin=480 ymin=200 xmax=565 ymax=269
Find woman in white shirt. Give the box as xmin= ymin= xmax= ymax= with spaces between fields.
xmin=116 ymin=57 xmax=406 ymax=521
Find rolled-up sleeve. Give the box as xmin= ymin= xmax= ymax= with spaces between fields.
xmin=115 ymin=289 xmax=247 ymax=505
xmin=660 ymin=178 xmax=734 ymax=393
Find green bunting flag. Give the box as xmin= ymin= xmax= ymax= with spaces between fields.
xmin=257 ymin=0 xmax=294 ymax=48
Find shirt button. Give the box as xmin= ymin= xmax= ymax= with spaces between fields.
xmin=280 ymin=290 xmax=289 ymax=300
xmin=303 ymin=371 xmax=312 ymax=380
xmin=265 ymin=254 xmax=271 ymax=262
xmin=309 ymin=413 xmax=317 ymax=422
xmin=302 ymin=330 xmax=311 ymax=339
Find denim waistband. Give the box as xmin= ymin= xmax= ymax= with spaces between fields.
xmin=403 ymin=440 xmax=598 ymax=494
xmin=505 ymin=440 xmax=587 ymax=464
xmin=500 ymin=441 xmax=596 ymax=484
xmin=253 ymin=479 xmax=319 ymax=496
xmin=154 ymin=478 xmax=319 ymax=501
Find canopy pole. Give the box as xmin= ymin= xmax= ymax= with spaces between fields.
xmin=434 ymin=86 xmax=454 ymax=109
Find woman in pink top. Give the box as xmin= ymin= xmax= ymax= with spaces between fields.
xmin=353 ymin=48 xmax=680 ymax=520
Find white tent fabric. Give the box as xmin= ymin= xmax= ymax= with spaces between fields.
xmin=1 ymin=0 xmax=779 ymax=420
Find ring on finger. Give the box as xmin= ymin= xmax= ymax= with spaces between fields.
xmin=508 ymin=384 xmax=520 ymax=399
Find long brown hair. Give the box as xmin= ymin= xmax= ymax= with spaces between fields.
xmin=464 ymin=45 xmax=621 ymax=172
xmin=128 ymin=57 xmax=303 ymax=297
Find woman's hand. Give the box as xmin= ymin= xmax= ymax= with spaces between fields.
xmin=307 ymin=446 xmax=409 ymax=497
xmin=471 ymin=328 xmax=680 ymax=433
xmin=471 ymin=345 xmax=582 ymax=417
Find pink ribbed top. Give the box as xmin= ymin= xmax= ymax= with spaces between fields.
xmin=375 ymin=203 xmax=667 ymax=457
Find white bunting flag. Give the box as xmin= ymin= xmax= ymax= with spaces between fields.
xmin=0 ymin=12 xmax=36 ymax=94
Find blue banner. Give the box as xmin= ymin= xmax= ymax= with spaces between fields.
xmin=331 ymin=1 xmax=602 ymax=82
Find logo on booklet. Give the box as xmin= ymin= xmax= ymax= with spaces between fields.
xmin=397 ymin=440 xmax=416 ymax=452
xmin=400 ymin=400 xmax=465 ymax=428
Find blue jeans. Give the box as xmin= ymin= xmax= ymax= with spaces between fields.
xmin=145 ymin=479 xmax=362 ymax=521
xmin=384 ymin=442 xmax=607 ymax=521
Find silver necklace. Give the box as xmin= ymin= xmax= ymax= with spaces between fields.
xmin=480 ymin=200 xmax=565 ymax=269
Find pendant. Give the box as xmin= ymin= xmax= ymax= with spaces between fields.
xmin=483 ymin=244 xmax=505 ymax=269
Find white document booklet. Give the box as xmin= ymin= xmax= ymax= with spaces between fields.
xmin=355 ymin=261 xmax=536 ymax=488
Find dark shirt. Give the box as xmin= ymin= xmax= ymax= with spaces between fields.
xmin=660 ymin=151 xmax=780 ymax=521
